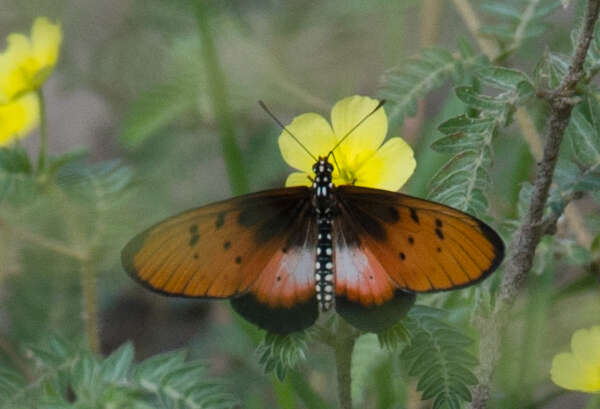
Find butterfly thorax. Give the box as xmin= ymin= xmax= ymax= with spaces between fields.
xmin=311 ymin=157 xmax=336 ymax=312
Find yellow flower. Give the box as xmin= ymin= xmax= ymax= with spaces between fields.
xmin=0 ymin=17 xmax=62 ymax=102
xmin=0 ymin=93 xmax=40 ymax=146
xmin=551 ymin=326 xmax=600 ymax=393
xmin=279 ymin=95 xmax=416 ymax=191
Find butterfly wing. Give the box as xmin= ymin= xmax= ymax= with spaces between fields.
xmin=122 ymin=187 xmax=318 ymax=333
xmin=333 ymin=185 xmax=504 ymax=330
xmin=231 ymin=211 xmax=319 ymax=333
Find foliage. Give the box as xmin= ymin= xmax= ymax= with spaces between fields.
xmin=481 ymin=0 xmax=562 ymax=56
xmin=429 ymin=67 xmax=534 ymax=215
xmin=379 ymin=47 xmax=485 ymax=127
xmin=256 ymin=331 xmax=309 ymax=381
xmin=400 ymin=307 xmax=478 ymax=409
xmin=0 ymin=336 xmax=239 ymax=409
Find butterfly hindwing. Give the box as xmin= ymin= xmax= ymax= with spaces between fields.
xmin=334 ymin=185 xmax=504 ymax=297
xmin=231 ymin=213 xmax=319 ymax=333
xmin=121 ymin=187 xmax=315 ymax=304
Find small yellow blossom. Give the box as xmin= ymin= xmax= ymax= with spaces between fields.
xmin=279 ymin=95 xmax=416 ymax=191
xmin=551 ymin=326 xmax=600 ymax=393
xmin=0 ymin=93 xmax=40 ymax=146
xmin=0 ymin=17 xmax=62 ymax=102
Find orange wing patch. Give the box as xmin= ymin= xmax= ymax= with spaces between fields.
xmin=336 ymin=186 xmax=504 ymax=293
xmin=122 ymin=187 xmax=312 ymax=299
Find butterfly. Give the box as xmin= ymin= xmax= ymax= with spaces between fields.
xmin=122 ymin=100 xmax=505 ymax=334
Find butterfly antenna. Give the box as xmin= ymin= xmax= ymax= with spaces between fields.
xmin=259 ymin=100 xmax=317 ymax=162
xmin=329 ymin=99 xmax=386 ymax=155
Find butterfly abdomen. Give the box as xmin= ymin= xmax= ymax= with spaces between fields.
xmin=312 ymin=158 xmax=336 ymax=311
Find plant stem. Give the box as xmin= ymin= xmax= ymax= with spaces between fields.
xmin=334 ymin=335 xmax=356 ymax=409
xmin=81 ymin=258 xmax=100 ymax=354
xmin=36 ymin=88 xmax=48 ymax=172
xmin=195 ymin=2 xmax=249 ymax=196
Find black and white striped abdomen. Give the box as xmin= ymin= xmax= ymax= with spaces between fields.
xmin=312 ymin=157 xmax=335 ymax=312
xmin=315 ymin=212 xmax=334 ymax=311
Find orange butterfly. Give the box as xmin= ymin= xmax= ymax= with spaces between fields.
xmin=122 ymin=101 xmax=504 ymax=334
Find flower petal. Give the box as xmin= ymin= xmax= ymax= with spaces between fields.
xmin=330 ymin=95 xmax=387 ymax=169
xmin=31 ymin=17 xmax=61 ymax=86
xmin=572 ymin=326 xmax=600 ymax=367
xmin=285 ymin=172 xmax=312 ymax=187
xmin=0 ymin=34 xmax=32 ymax=101
xmin=31 ymin=17 xmax=61 ymax=66
xmin=551 ymin=353 xmax=589 ymax=391
xmin=353 ymin=137 xmax=416 ymax=191
xmin=278 ymin=112 xmax=335 ymax=173
xmin=0 ymin=93 xmax=40 ymax=146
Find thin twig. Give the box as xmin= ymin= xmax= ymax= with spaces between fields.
xmin=450 ymin=0 xmax=500 ymax=58
xmin=469 ymin=2 xmax=600 ymax=408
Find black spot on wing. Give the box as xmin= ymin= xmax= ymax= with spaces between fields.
xmin=189 ymin=224 xmax=198 ymax=234
xmin=399 ymin=252 xmax=406 ymax=260
xmin=223 ymin=240 xmax=231 ymax=250
xmin=408 ymin=235 xmax=414 ymax=245
xmin=235 ymin=256 xmax=242 ymax=264
xmin=409 ymin=208 xmax=419 ymax=224
xmin=435 ymin=228 xmax=444 ymax=240
xmin=215 ymin=212 xmax=226 ymax=229
xmin=189 ymin=235 xmax=199 ymax=247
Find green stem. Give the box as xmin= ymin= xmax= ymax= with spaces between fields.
xmin=331 ymin=323 xmax=358 ymax=409
xmin=36 ymin=88 xmax=48 ymax=172
xmin=334 ymin=337 xmax=355 ymax=409
xmin=81 ymin=258 xmax=100 ymax=354
xmin=195 ymin=2 xmax=249 ymax=195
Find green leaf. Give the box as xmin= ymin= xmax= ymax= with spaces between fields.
xmin=379 ymin=48 xmax=484 ymax=126
xmin=567 ymin=97 xmax=600 ymax=167
xmin=100 ymin=342 xmax=134 ymax=382
xmin=118 ymin=80 xmax=198 ymax=149
xmin=534 ymin=50 xmax=570 ymax=89
xmin=455 ymin=86 xmax=507 ymax=112
xmin=400 ymin=306 xmax=478 ymax=409
xmin=256 ymin=332 xmax=308 ymax=381
xmin=44 ymin=150 xmax=88 ymax=180
xmin=377 ymin=321 xmax=410 ymax=350
xmin=437 ymin=115 xmax=495 ymax=134
xmin=0 ymin=146 xmax=32 ymax=174
xmin=476 ymin=66 xmax=531 ymax=91
xmin=482 ymin=0 xmax=561 ymax=54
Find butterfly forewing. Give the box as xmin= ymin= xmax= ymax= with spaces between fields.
xmin=335 ymin=185 xmax=504 ymax=296
xmin=122 ymin=187 xmax=314 ymax=302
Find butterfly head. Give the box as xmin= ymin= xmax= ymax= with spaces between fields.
xmin=312 ymin=157 xmax=334 ymax=175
